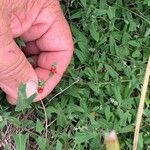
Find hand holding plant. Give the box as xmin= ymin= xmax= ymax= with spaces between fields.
xmin=0 ymin=0 xmax=73 ymax=105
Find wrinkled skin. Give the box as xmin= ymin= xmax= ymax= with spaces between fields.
xmin=0 ymin=0 xmax=73 ymax=105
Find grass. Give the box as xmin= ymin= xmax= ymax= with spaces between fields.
xmin=0 ymin=0 xmax=150 ymax=149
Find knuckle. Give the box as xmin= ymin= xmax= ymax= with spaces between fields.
xmin=0 ymin=50 xmax=28 ymax=82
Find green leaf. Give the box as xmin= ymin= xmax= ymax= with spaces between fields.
xmin=13 ymin=133 xmax=28 ymax=150
xmin=112 ymin=85 xmax=122 ymax=105
xmin=15 ymin=38 xmax=26 ymax=48
xmin=132 ymin=50 xmax=141 ymax=58
xmin=144 ymin=28 xmax=150 ymax=37
xmin=94 ymin=9 xmax=107 ymax=17
xmin=128 ymin=40 xmax=140 ymax=47
xmin=109 ymin=34 xmax=116 ymax=54
xmin=105 ymin=106 xmax=111 ymax=121
xmin=6 ymin=116 xmax=21 ymax=127
xmin=107 ymin=6 xmax=116 ymax=20
xmin=36 ymin=137 xmax=46 ymax=150
xmin=69 ymin=104 xmax=85 ymax=113
xmin=15 ymin=83 xmax=37 ymax=112
xmin=80 ymin=0 xmax=86 ymax=7
xmin=0 ymin=121 xmax=6 ymax=129
xmin=119 ymin=125 xmax=134 ymax=133
xmin=55 ymin=140 xmax=62 ymax=150
xmin=36 ymin=118 xmax=44 ymax=134
xmin=89 ymin=23 xmax=99 ymax=42
xmin=71 ymin=24 xmax=88 ymax=52
xmin=75 ymin=48 xmax=87 ymax=64
xmin=129 ymin=21 xmax=137 ymax=32
xmin=119 ymin=111 xmax=130 ymax=126
xmin=70 ymin=11 xmax=83 ymax=19
xmin=84 ymin=67 xmax=95 ymax=79
xmin=122 ymin=32 xmax=130 ymax=45
xmin=74 ymin=132 xmax=97 ymax=144
xmin=123 ymin=82 xmax=137 ymax=98
xmin=105 ymin=64 xmax=118 ymax=78
xmin=88 ymin=82 xmax=100 ymax=94
xmin=138 ymin=133 xmax=143 ymax=150
xmin=21 ymin=120 xmax=35 ymax=128
xmin=57 ymin=113 xmax=67 ymax=127
xmin=67 ymin=87 xmax=81 ymax=98
xmin=144 ymin=0 xmax=150 ymax=6
xmin=46 ymin=106 xmax=57 ymax=114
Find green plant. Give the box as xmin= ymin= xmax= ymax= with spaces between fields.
xmin=0 ymin=0 xmax=150 ymax=149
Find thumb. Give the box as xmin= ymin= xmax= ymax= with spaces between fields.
xmin=0 ymin=41 xmax=38 ymax=105
xmin=0 ymin=19 xmax=38 ymax=105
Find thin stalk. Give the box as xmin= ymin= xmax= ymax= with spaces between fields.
xmin=133 ymin=56 xmax=150 ymax=150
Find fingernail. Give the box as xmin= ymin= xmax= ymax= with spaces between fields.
xmin=26 ymin=80 xmax=37 ymax=98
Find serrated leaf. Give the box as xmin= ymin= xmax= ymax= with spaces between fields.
xmin=6 ymin=116 xmax=21 ymax=127
xmin=75 ymin=48 xmax=87 ymax=64
xmin=94 ymin=9 xmax=107 ymax=17
xmin=57 ymin=113 xmax=67 ymax=127
xmin=122 ymin=32 xmax=130 ymax=45
xmin=112 ymin=85 xmax=122 ymax=105
xmin=36 ymin=119 xmax=44 ymax=134
xmin=132 ymin=50 xmax=141 ymax=58
xmin=119 ymin=125 xmax=134 ymax=133
xmin=109 ymin=35 xmax=116 ymax=54
xmin=74 ymin=132 xmax=97 ymax=144
xmin=119 ymin=111 xmax=129 ymax=126
xmin=15 ymin=83 xmax=37 ymax=112
xmin=128 ymin=40 xmax=140 ymax=47
xmin=55 ymin=140 xmax=62 ymax=150
xmin=46 ymin=106 xmax=56 ymax=114
xmin=88 ymin=82 xmax=100 ymax=94
xmin=21 ymin=120 xmax=35 ymax=128
xmin=89 ymin=23 xmax=99 ymax=42
xmin=105 ymin=106 xmax=111 ymax=121
xmin=67 ymin=87 xmax=81 ymax=98
xmin=0 ymin=121 xmax=6 ymax=129
xmin=84 ymin=67 xmax=95 ymax=79
xmin=70 ymin=104 xmax=85 ymax=113
xmin=36 ymin=137 xmax=46 ymax=150
xmin=144 ymin=0 xmax=150 ymax=6
xmin=107 ymin=6 xmax=116 ymax=20
xmin=70 ymin=12 xmax=83 ymax=19
xmin=129 ymin=21 xmax=137 ymax=32
xmin=13 ymin=133 xmax=28 ymax=150
xmin=80 ymin=0 xmax=86 ymax=7
xmin=138 ymin=133 xmax=143 ymax=150
xmin=71 ymin=24 xmax=88 ymax=51
xmin=105 ymin=64 xmax=118 ymax=78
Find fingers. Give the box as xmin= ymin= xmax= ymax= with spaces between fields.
xmin=23 ymin=41 xmax=40 ymax=56
xmin=35 ymin=67 xmax=62 ymax=101
xmin=34 ymin=50 xmax=72 ymax=101
xmin=36 ymin=13 xmax=73 ymax=52
xmin=34 ymin=11 xmax=73 ymax=101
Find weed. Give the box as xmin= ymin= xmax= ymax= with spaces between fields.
xmin=0 ymin=0 xmax=150 ymax=149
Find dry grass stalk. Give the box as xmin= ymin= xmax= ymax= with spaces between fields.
xmin=133 ymin=56 xmax=150 ymax=150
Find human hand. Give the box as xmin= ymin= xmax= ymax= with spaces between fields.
xmin=0 ymin=0 xmax=73 ymax=105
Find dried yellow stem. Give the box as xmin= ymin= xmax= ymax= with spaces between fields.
xmin=133 ymin=56 xmax=150 ymax=150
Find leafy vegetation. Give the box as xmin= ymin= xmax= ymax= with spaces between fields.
xmin=0 ymin=0 xmax=150 ymax=149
